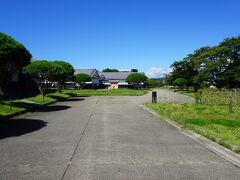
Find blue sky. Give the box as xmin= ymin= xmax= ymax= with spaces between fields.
xmin=1 ymin=0 xmax=240 ymax=77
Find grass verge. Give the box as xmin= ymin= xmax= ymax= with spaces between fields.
xmin=27 ymin=92 xmax=70 ymax=104
xmin=0 ymin=92 xmax=72 ymax=118
xmin=64 ymin=88 xmax=149 ymax=96
xmin=172 ymin=89 xmax=196 ymax=99
xmin=0 ymin=88 xmax=149 ymax=118
xmin=145 ymin=102 xmax=240 ymax=153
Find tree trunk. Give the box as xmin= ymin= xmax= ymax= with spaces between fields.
xmin=56 ymin=83 xmax=62 ymax=93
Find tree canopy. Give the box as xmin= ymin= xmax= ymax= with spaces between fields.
xmin=173 ymin=78 xmax=187 ymax=90
xmin=126 ymin=73 xmax=148 ymax=89
xmin=102 ymin=68 xmax=119 ymax=72
xmin=25 ymin=60 xmax=52 ymax=97
xmin=52 ymin=61 xmax=74 ymax=92
xmin=146 ymin=79 xmax=163 ymax=88
xmin=75 ymin=73 xmax=91 ymax=89
xmin=53 ymin=61 xmax=74 ymax=80
xmin=26 ymin=60 xmax=75 ymax=94
xmin=168 ymin=36 xmax=240 ymax=90
xmin=0 ymin=32 xmax=32 ymax=98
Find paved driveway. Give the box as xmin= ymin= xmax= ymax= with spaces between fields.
xmin=0 ymin=90 xmax=240 ymax=179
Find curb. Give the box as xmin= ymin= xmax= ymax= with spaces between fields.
xmin=140 ymin=104 xmax=240 ymax=168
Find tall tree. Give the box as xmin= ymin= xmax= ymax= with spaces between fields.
xmin=0 ymin=32 xmax=32 ymax=98
xmin=219 ymin=36 xmax=240 ymax=88
xmin=197 ymin=46 xmax=229 ymax=88
xmin=171 ymin=57 xmax=197 ymax=91
xmin=168 ymin=36 xmax=240 ymax=90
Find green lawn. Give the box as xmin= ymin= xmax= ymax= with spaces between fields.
xmin=1 ymin=88 xmax=149 ymax=118
xmin=0 ymin=101 xmax=25 ymax=116
xmin=27 ymin=92 xmax=71 ymax=104
xmin=0 ymin=92 xmax=71 ymax=118
xmin=64 ymin=88 xmax=149 ymax=96
xmin=145 ymin=102 xmax=240 ymax=153
xmin=173 ymin=89 xmax=196 ymax=99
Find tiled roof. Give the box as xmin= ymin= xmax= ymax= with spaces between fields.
xmin=74 ymin=69 xmax=98 ymax=77
xmin=99 ymin=72 xmax=135 ymax=80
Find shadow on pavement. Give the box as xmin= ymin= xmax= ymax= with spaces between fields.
xmin=66 ymin=98 xmax=85 ymax=102
xmin=36 ymin=105 xmax=71 ymax=112
xmin=9 ymin=101 xmax=39 ymax=111
xmin=0 ymin=119 xmax=47 ymax=140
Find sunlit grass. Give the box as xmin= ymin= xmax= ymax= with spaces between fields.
xmin=173 ymin=89 xmax=196 ymax=98
xmin=145 ymin=102 xmax=240 ymax=153
xmin=0 ymin=101 xmax=25 ymax=116
xmin=64 ymin=88 xmax=149 ymax=96
xmin=0 ymin=92 xmax=71 ymax=118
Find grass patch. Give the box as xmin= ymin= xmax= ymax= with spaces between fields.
xmin=0 ymin=101 xmax=25 ymax=116
xmin=27 ymin=92 xmax=70 ymax=104
xmin=145 ymin=102 xmax=240 ymax=153
xmin=64 ymin=88 xmax=149 ymax=96
xmin=173 ymin=89 xmax=196 ymax=99
xmin=0 ymin=88 xmax=149 ymax=118
xmin=0 ymin=92 xmax=72 ymax=118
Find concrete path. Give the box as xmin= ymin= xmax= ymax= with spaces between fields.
xmin=0 ymin=90 xmax=240 ymax=179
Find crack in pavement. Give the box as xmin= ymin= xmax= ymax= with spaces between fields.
xmin=66 ymin=161 xmax=230 ymax=167
xmin=60 ymin=97 xmax=99 ymax=180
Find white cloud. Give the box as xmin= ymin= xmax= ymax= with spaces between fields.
xmin=146 ymin=67 xmax=171 ymax=78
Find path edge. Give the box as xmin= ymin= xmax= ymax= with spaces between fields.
xmin=140 ymin=104 xmax=240 ymax=168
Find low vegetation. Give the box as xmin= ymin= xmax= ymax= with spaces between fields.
xmin=0 ymin=92 xmax=72 ymax=118
xmin=64 ymin=88 xmax=149 ymax=96
xmin=145 ymin=102 xmax=240 ymax=153
xmin=0 ymin=88 xmax=149 ymax=118
xmin=172 ymin=89 xmax=196 ymax=99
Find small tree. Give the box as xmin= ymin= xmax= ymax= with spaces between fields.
xmin=146 ymin=79 xmax=163 ymax=88
xmin=173 ymin=78 xmax=187 ymax=90
xmin=75 ymin=73 xmax=91 ymax=89
xmin=48 ymin=62 xmax=66 ymax=92
xmin=52 ymin=61 xmax=74 ymax=92
xmin=0 ymin=32 xmax=32 ymax=99
xmin=25 ymin=60 xmax=52 ymax=98
xmin=126 ymin=73 xmax=148 ymax=89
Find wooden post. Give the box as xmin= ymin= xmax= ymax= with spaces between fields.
xmin=152 ymin=91 xmax=157 ymax=103
xmin=228 ymin=89 xmax=235 ymax=113
xmin=234 ymin=88 xmax=237 ymax=106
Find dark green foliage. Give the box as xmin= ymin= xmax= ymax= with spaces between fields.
xmin=75 ymin=73 xmax=91 ymax=89
xmin=146 ymin=79 xmax=163 ymax=88
xmin=26 ymin=60 xmax=75 ymax=95
xmin=52 ymin=61 xmax=74 ymax=92
xmin=131 ymin=69 xmax=138 ymax=72
xmin=0 ymin=32 xmax=32 ymax=98
xmin=25 ymin=60 xmax=52 ymax=97
xmin=169 ymin=36 xmax=240 ymax=90
xmin=53 ymin=61 xmax=74 ymax=80
xmin=126 ymin=73 xmax=148 ymax=89
xmin=48 ymin=62 xmax=66 ymax=92
xmin=173 ymin=78 xmax=187 ymax=90
xmin=102 ymin=68 xmax=119 ymax=72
